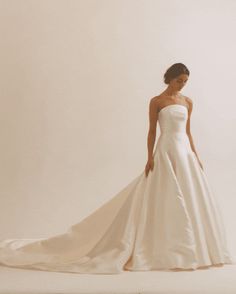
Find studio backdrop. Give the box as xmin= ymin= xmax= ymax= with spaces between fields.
xmin=0 ymin=0 xmax=235 ymax=257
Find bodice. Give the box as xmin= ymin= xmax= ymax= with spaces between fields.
xmin=158 ymin=104 xmax=188 ymax=134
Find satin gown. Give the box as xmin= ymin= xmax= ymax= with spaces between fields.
xmin=0 ymin=104 xmax=234 ymax=274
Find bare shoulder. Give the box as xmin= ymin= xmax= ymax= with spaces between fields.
xmin=149 ymin=95 xmax=161 ymax=110
xmin=149 ymin=95 xmax=163 ymax=109
xmin=184 ymin=96 xmax=193 ymax=111
xmin=150 ymin=95 xmax=162 ymax=103
xmin=184 ymin=96 xmax=193 ymax=105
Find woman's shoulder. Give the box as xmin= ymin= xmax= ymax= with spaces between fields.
xmin=150 ymin=95 xmax=163 ymax=104
xmin=149 ymin=95 xmax=163 ymax=112
xmin=184 ymin=96 xmax=193 ymax=103
xmin=184 ymin=96 xmax=193 ymax=110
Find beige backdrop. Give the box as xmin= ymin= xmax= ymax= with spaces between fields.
xmin=0 ymin=0 xmax=235 ymax=256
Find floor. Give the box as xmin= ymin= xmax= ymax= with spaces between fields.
xmin=0 ymin=263 xmax=236 ymax=294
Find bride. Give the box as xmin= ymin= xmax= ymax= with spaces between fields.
xmin=0 ymin=62 xmax=234 ymax=274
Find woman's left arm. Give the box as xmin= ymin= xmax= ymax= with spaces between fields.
xmin=186 ymin=97 xmax=204 ymax=170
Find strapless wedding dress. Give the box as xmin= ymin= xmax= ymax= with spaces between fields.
xmin=0 ymin=104 xmax=234 ymax=274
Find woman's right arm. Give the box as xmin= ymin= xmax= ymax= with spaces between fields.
xmin=145 ymin=98 xmax=159 ymax=177
xmin=147 ymin=98 xmax=158 ymax=160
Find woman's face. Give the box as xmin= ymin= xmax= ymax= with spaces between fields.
xmin=170 ymin=74 xmax=189 ymax=90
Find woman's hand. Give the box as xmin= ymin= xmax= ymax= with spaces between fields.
xmin=145 ymin=157 xmax=154 ymax=177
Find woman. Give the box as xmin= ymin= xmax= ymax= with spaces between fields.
xmin=0 ymin=63 xmax=234 ymax=274
xmin=145 ymin=63 xmax=203 ymax=177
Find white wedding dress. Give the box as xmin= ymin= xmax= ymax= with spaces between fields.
xmin=0 ymin=104 xmax=234 ymax=274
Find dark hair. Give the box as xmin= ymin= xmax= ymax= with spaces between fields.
xmin=163 ymin=63 xmax=190 ymax=84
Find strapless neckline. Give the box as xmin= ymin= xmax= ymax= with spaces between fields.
xmin=158 ymin=104 xmax=188 ymax=114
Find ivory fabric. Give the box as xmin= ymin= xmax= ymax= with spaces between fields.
xmin=0 ymin=104 xmax=234 ymax=274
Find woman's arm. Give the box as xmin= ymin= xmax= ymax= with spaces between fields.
xmin=186 ymin=97 xmax=203 ymax=169
xmin=147 ymin=98 xmax=158 ymax=160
